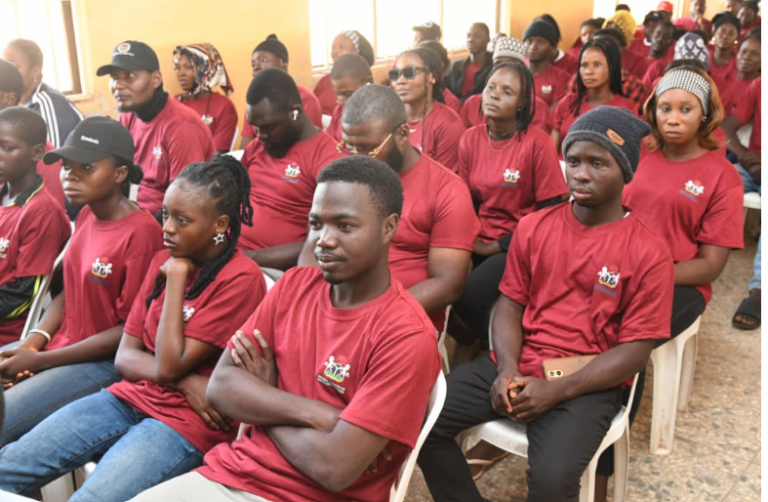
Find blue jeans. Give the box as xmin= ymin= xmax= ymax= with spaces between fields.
xmin=0 ymin=342 xmax=119 ymax=448
xmin=735 ymin=163 xmax=762 ymax=291
xmin=0 ymin=389 xmax=204 ymax=502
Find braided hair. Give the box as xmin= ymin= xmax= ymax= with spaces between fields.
xmin=145 ymin=154 xmax=253 ymax=306
xmin=571 ymin=36 xmax=624 ymax=116
xmin=481 ymin=62 xmax=536 ymax=140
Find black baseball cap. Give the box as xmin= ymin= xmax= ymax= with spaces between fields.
xmin=96 ymin=41 xmax=160 ymax=76
xmin=413 ymin=22 xmax=442 ymax=41
xmin=43 ymin=116 xmax=136 ymax=166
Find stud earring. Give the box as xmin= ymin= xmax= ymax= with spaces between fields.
xmin=213 ymin=233 xmax=225 ymax=245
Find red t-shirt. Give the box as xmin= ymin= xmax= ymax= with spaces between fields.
xmin=0 ymin=182 xmax=70 ymax=344
xmin=242 ymin=84 xmax=324 ymax=138
xmin=553 ymin=94 xmax=637 ymax=143
xmin=108 ymin=250 xmax=266 ymax=453
xmin=443 ymin=89 xmax=462 ymax=113
xmin=407 ymin=102 xmax=465 ymax=172
xmin=237 ymin=131 xmax=341 ymax=251
xmin=313 ymin=74 xmax=337 ymax=116
xmin=326 ymin=103 xmax=343 ymax=142
xmin=498 ymin=203 xmax=674 ymax=380
xmin=391 ymin=154 xmax=479 ymax=328
xmin=731 ymin=77 xmax=761 ymax=154
xmin=622 ymin=50 xmax=649 ymax=81
xmin=623 ymin=149 xmax=744 ymax=305
xmin=674 ymin=16 xmax=712 ymax=35
xmin=719 ymin=76 xmax=757 ymax=116
xmin=531 ymin=64 xmax=569 ymax=107
xmin=461 ymin=63 xmax=482 ymax=99
xmin=45 ymin=206 xmax=163 ymax=351
xmin=552 ymin=50 xmax=578 ymax=76
xmin=120 ymin=98 xmax=215 ymax=215
xmin=177 ymin=93 xmax=239 ymax=152
xmin=628 ymin=38 xmax=651 ymax=57
xmin=197 ymin=267 xmax=440 ymax=502
xmin=707 ymin=47 xmax=737 ymax=89
xmin=38 ymin=142 xmax=65 ymax=210
xmin=459 ymin=94 xmax=553 ymax=134
xmin=457 ymin=125 xmax=567 ymax=242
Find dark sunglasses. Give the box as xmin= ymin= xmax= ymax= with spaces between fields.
xmin=388 ymin=66 xmax=428 ymax=81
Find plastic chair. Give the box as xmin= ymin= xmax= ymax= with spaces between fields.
xmin=260 ymin=267 xmax=284 ymax=284
xmin=459 ymin=300 xmax=638 ymax=502
xmin=20 ymin=241 xmax=69 ymax=340
xmin=648 ymin=316 xmax=702 ymax=455
xmin=437 ymin=305 xmax=452 ymax=373
xmin=226 ymin=149 xmax=244 ymax=162
xmin=321 ymin=114 xmax=332 ymax=130
xmin=744 ymin=191 xmax=761 ymax=217
xmin=389 ymin=371 xmax=447 ymax=502
xmin=230 ymin=126 xmax=240 ymax=152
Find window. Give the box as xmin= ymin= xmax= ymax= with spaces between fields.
xmin=0 ymin=0 xmax=83 ymax=95
xmin=310 ymin=0 xmax=500 ymax=68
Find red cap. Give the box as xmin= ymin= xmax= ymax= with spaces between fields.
xmin=657 ymin=1 xmax=673 ymax=12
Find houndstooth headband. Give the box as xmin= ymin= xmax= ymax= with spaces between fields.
xmin=655 ymin=68 xmax=711 ymax=116
xmin=342 ymin=31 xmax=360 ymax=53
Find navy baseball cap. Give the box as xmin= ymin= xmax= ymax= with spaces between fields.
xmin=43 ymin=116 xmax=136 ymax=166
xmin=96 ymin=41 xmax=160 ymax=76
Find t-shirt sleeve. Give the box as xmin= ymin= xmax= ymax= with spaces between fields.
xmin=617 ymin=250 xmax=674 ymax=343
xmin=696 ymin=168 xmax=745 ymax=249
xmin=499 ymin=219 xmax=533 ymax=305
xmin=241 ymin=113 xmax=255 ymax=139
xmin=552 ymin=98 xmax=569 ymax=131
xmin=428 ymin=174 xmax=479 ymax=251
xmin=552 ymin=77 xmax=567 ymax=103
xmin=339 ymin=325 xmax=440 ymax=448
xmin=183 ymin=272 xmax=266 ymax=348
xmin=731 ymin=80 xmax=758 ymax=126
xmin=532 ymin=133 xmax=568 ymax=202
xmin=15 ymin=207 xmax=70 ymax=278
xmin=165 ymin=121 xmax=215 ymax=183
xmin=431 ymin=113 xmax=465 ymax=172
xmin=456 ymin=130 xmax=472 ymax=186
xmin=212 ymin=98 xmax=239 ymax=152
xmin=123 ymin=254 xmax=163 ymax=338
xmin=116 ymin=248 xmax=163 ymax=323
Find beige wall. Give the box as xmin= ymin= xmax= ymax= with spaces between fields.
xmin=502 ymin=0 xmax=595 ymax=50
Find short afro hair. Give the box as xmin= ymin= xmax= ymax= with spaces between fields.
xmin=246 ymin=67 xmax=301 ymax=112
xmin=330 ymin=53 xmax=373 ymax=82
xmin=342 ymin=84 xmax=407 ymax=131
xmin=6 ymin=39 xmax=43 ymax=68
xmin=317 ymin=156 xmax=403 ymax=219
xmin=0 ymin=106 xmax=46 ymax=146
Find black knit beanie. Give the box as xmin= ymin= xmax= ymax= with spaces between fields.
xmin=254 ymin=34 xmax=289 ymax=63
xmin=523 ymin=20 xmax=558 ymax=47
xmin=562 ymin=106 xmax=651 ymax=183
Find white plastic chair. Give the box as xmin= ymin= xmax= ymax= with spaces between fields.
xmin=744 ymin=191 xmax=761 ymax=223
xmin=230 ymin=126 xmax=240 ymax=152
xmin=459 ymin=300 xmax=638 ymax=502
xmin=225 ymin=149 xmax=244 ymax=162
xmin=648 ymin=316 xmax=702 ymax=455
xmin=321 ymin=114 xmax=332 ymax=131
xmin=559 ymin=159 xmax=567 ymax=182
xmin=437 ymin=305 xmax=452 ymax=373
xmin=20 ymin=241 xmax=69 ymax=340
xmin=389 ymin=371 xmax=447 ymax=502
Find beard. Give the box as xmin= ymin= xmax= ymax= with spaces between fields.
xmin=384 ymin=144 xmax=405 ymax=172
xmin=264 ymin=123 xmax=302 ymax=158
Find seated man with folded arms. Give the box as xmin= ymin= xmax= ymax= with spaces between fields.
xmin=302 ymin=84 xmax=479 ymax=331
xmin=239 ymin=69 xmax=341 ymax=270
xmin=97 ymin=40 xmax=215 ymax=215
xmin=130 ymin=156 xmax=441 ymax=502
xmin=417 ymin=107 xmax=674 ymax=502
xmin=326 ymin=53 xmax=373 ymax=142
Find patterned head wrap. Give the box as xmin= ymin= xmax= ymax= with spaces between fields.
xmin=173 ymin=43 xmax=234 ymax=98
xmin=655 ymin=68 xmax=711 ymax=115
xmin=673 ymin=33 xmax=711 ymax=70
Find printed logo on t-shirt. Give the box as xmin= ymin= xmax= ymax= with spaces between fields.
xmin=680 ymin=180 xmax=705 ymax=202
xmin=541 ymin=85 xmax=553 ymax=95
xmin=595 ymin=266 xmax=620 ymax=297
xmin=282 ymin=164 xmax=301 ymax=184
xmin=317 ymin=354 xmax=351 ymax=394
xmin=152 ymin=146 xmax=163 ymax=164
xmin=201 ymin=115 xmax=213 ymax=125
xmin=502 ymin=168 xmax=521 ymax=185
xmin=89 ymin=256 xmax=113 ymax=285
xmin=182 ymin=304 xmax=195 ymax=324
xmin=0 ymin=237 xmax=9 ymax=259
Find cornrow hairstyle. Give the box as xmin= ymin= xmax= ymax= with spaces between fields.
xmin=643 ymin=64 xmax=724 ymax=152
xmin=418 ymin=40 xmax=451 ymax=77
xmin=571 ymin=36 xmax=624 ymax=116
xmin=481 ymin=62 xmax=536 ymax=139
xmin=145 ymin=154 xmax=253 ymax=306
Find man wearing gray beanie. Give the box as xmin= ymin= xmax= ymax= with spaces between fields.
xmin=417 ymin=105 xmax=674 ymax=502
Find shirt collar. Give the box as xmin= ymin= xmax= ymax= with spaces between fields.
xmin=0 ymin=175 xmax=44 ymax=207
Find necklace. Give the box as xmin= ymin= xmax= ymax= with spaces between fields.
xmin=486 ymin=126 xmax=517 ymax=152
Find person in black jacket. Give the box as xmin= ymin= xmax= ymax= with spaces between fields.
xmin=446 ymin=23 xmax=491 ymax=102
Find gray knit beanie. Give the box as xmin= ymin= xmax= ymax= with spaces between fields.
xmin=562 ymin=106 xmax=651 ymax=183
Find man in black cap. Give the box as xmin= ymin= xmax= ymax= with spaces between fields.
xmin=98 ymin=40 xmax=215 ymax=215
xmin=446 ymin=23 xmax=491 ymax=101
xmin=523 ymin=19 xmax=569 ymax=108
xmin=412 ymin=21 xmax=442 ymax=46
xmin=240 ymin=34 xmax=322 ymax=149
xmin=417 ymin=106 xmax=674 ymax=502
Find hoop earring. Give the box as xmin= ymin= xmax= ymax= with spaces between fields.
xmin=213 ymin=233 xmax=225 ymax=245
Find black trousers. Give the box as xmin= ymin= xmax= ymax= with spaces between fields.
xmin=449 ymin=252 xmax=507 ymax=346
xmin=418 ymin=355 xmax=623 ymax=502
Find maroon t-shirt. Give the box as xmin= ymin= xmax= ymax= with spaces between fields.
xmin=177 ymin=93 xmax=238 ymax=152
xmin=407 ymin=102 xmax=465 ymax=172
xmin=553 ymin=94 xmax=638 ymax=144
xmin=197 ymin=266 xmax=441 ymax=502
xmin=531 ymin=64 xmax=569 ymax=106
xmin=674 ymin=16 xmax=712 ymax=36
xmin=459 ymin=93 xmax=552 ymax=133
xmin=242 ymin=84 xmax=324 ymax=137
xmin=731 ymin=77 xmax=761 ymax=154
xmin=38 ymin=142 xmax=65 ymax=210
xmin=313 ymin=74 xmax=337 ymax=116
xmin=326 ymin=103 xmax=343 ymax=142
xmin=622 ymin=50 xmax=649 ymax=81
xmin=461 ymin=63 xmax=482 ymax=98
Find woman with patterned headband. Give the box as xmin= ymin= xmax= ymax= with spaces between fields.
xmin=174 ymin=43 xmax=238 ymax=153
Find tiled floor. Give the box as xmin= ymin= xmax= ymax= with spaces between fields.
xmin=404 ymin=233 xmax=761 ymax=502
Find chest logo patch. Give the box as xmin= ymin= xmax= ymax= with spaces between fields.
xmin=597 ymin=266 xmax=620 ymax=289
xmin=541 ymin=85 xmax=553 ymax=95
xmin=285 ymin=164 xmax=301 ymax=178
xmin=0 ymin=237 xmax=9 ymax=258
xmin=152 ymin=146 xmax=163 ymax=160
xmin=317 ymin=355 xmax=351 ymax=394
xmin=684 ymin=180 xmax=704 ymax=197
xmin=91 ymin=257 xmax=113 ymax=280
xmin=182 ymin=304 xmax=195 ymax=323
xmin=201 ymin=115 xmax=213 ymax=125
xmin=503 ymin=168 xmax=521 ymax=184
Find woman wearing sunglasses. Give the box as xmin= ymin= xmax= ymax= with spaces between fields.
xmin=389 ymin=48 xmax=465 ymax=172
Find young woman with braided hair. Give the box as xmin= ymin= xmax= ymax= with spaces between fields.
xmin=0 ymin=155 xmax=267 ymax=502
xmin=389 ymin=47 xmax=465 ymax=171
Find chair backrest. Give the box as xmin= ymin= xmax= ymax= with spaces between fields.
xmin=262 ymin=270 xmax=276 ymax=291
xmin=487 ymin=298 xmax=499 ymax=351
xmin=389 ymin=371 xmax=447 ymax=502
xmin=230 ymin=126 xmax=241 ymax=152
xmin=226 ymin=149 xmax=245 ymax=162
xmin=21 ymin=240 xmax=69 ymax=339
